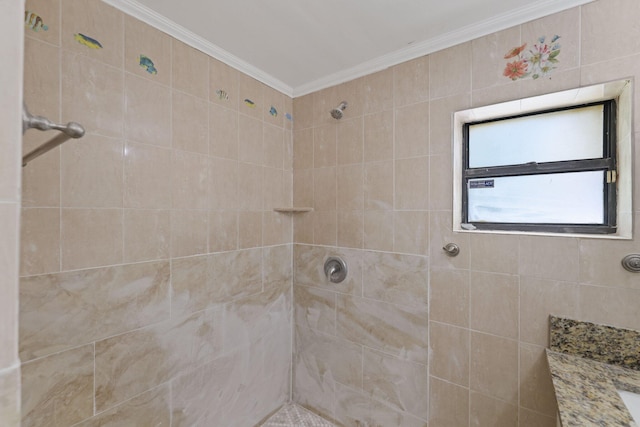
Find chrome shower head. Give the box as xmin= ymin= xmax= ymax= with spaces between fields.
xmin=330 ymin=101 xmax=348 ymax=120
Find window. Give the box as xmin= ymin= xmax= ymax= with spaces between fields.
xmin=453 ymin=80 xmax=632 ymax=238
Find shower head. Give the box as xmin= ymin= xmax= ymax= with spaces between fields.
xmin=330 ymin=101 xmax=348 ymax=120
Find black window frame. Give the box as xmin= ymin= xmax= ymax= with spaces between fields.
xmin=462 ymin=100 xmax=617 ymax=235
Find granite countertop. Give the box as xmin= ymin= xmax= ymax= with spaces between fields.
xmin=546 ymin=316 xmax=640 ymax=427
xmin=547 ymin=349 xmax=640 ymax=426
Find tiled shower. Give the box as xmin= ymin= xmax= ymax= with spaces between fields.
xmin=4 ymin=0 xmax=640 ymax=426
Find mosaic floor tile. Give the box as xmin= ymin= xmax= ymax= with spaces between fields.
xmin=261 ymin=403 xmax=335 ymax=427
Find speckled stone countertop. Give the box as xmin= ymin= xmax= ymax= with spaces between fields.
xmin=547 ymin=316 xmax=640 ymax=427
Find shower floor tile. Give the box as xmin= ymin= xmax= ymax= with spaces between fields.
xmin=261 ymin=403 xmax=336 ymax=426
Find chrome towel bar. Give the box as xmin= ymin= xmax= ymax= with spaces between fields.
xmin=22 ymin=103 xmax=85 ymax=167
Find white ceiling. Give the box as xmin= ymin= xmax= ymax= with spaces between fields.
xmin=104 ymin=0 xmax=593 ymax=97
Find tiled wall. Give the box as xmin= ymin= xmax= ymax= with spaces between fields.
xmin=292 ymin=1 xmax=640 ymax=426
xmin=0 ymin=0 xmax=24 ymax=425
xmin=20 ymin=0 xmax=293 ymax=425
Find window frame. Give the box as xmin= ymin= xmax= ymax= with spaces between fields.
xmin=452 ymin=79 xmax=632 ymax=239
xmin=461 ymin=100 xmax=617 ymax=235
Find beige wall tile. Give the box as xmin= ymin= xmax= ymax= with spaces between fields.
xmin=209 ymin=103 xmax=239 ymax=159
xmin=469 ymin=271 xmax=519 ymax=339
xmin=429 ymin=268 xmax=469 ymax=327
xmin=313 ymin=85 xmax=341 ymax=128
xmin=363 ymin=251 xmax=428 ymax=309
xmin=293 ymin=169 xmax=313 ymax=208
xmin=337 ymin=294 xmax=428 ymax=364
xmin=263 ymin=85 xmax=286 ymax=127
xmin=61 ymin=208 xmax=123 ymax=270
xmin=313 ymin=124 xmax=337 ymax=168
xmin=519 ymin=408 xmax=556 ymax=427
xmin=428 ymin=154 xmax=452 ymax=211
xmin=263 ymin=245 xmax=292 ymax=283
xmin=394 ymin=56 xmax=429 ymax=107
xmin=363 ymin=210 xmax=394 ymax=252
xmin=364 ymin=161 xmax=393 ymax=211
xmin=95 ymin=309 xmax=223 ymax=411
xmin=263 ymin=167 xmax=286 ymax=209
xmin=428 ymin=377 xmax=468 ymax=427
xmin=171 ymin=150 xmax=209 ymax=210
xmin=237 ymin=163 xmax=264 ymax=211
xmin=61 ymin=0 xmax=123 ymax=68
xmin=363 ymin=111 xmax=393 ymax=162
xmin=21 ymin=345 xmax=94 ymax=427
xmin=238 ymin=211 xmax=262 ymax=249
xmin=337 ymin=116 xmax=363 ymax=165
xmin=337 ymin=210 xmax=364 ymax=249
xmin=21 ymin=145 xmax=60 ymax=208
xmin=123 ymin=209 xmax=170 ymax=262
xmin=209 ymin=157 xmax=238 ymax=211
xmin=363 ymin=69 xmax=394 ymax=114
xmin=210 ymin=58 xmax=239 ymax=110
xmin=394 ymin=211 xmax=429 ymax=255
xmin=579 ymin=221 xmax=640 ymax=288
xmin=172 ymin=40 xmax=208 ymax=98
xmin=395 ymin=157 xmax=429 ymax=210
xmin=578 ymin=285 xmax=640 ymax=331
xmin=293 ymin=94 xmax=314 ymax=131
xmin=208 ymin=211 xmax=238 ymax=252
xmin=296 ymin=325 xmax=363 ymax=393
xmin=263 ymin=124 xmax=284 ymax=168
xmin=20 ymin=207 xmax=60 ymax=276
xmin=581 ymin=0 xmax=640 ymax=65
xmin=313 ymin=167 xmax=336 ymax=211
xmin=336 ymin=164 xmax=363 ymax=211
xmin=294 ymin=285 xmax=336 ymax=335
xmin=519 ymin=344 xmax=558 ymax=417
xmin=294 ymin=128 xmax=314 ymax=170
xmin=334 ymin=383 xmax=428 ymax=427
xmin=469 ymin=233 xmax=519 ymax=275
xmin=518 ymin=235 xmax=579 ymax=282
xmin=123 ymin=142 xmax=172 ymax=209
xmin=74 ymin=384 xmax=170 ymax=427
xmin=20 ymin=261 xmax=170 ymax=361
xmin=293 ymin=213 xmax=314 ymax=244
xmin=238 ymin=114 xmax=263 ymax=165
xmin=172 ymin=92 xmax=209 ymax=154
xmin=363 ymin=348 xmax=428 ymax=420
xmin=61 ymin=51 xmax=124 ymax=138
xmin=469 ymin=332 xmax=518 ymax=403
xmin=429 ymin=322 xmax=469 ymax=386
xmin=170 ymin=210 xmax=208 ymax=257
xmin=61 ymin=135 xmax=123 ymax=208
xmin=395 ymin=102 xmax=429 ymax=159
xmin=469 ymin=391 xmax=518 ymax=427
xmin=430 ymin=43 xmax=472 ymax=100
xmin=124 ymin=74 xmax=171 ymax=147
xmin=520 ymin=277 xmax=578 ymax=347
xmin=124 ymin=15 xmax=172 ymax=86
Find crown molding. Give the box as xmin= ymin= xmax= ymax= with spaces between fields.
xmin=293 ymin=0 xmax=594 ymax=96
xmin=104 ymin=0 xmax=593 ymax=99
xmin=102 ymin=0 xmax=294 ymax=97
